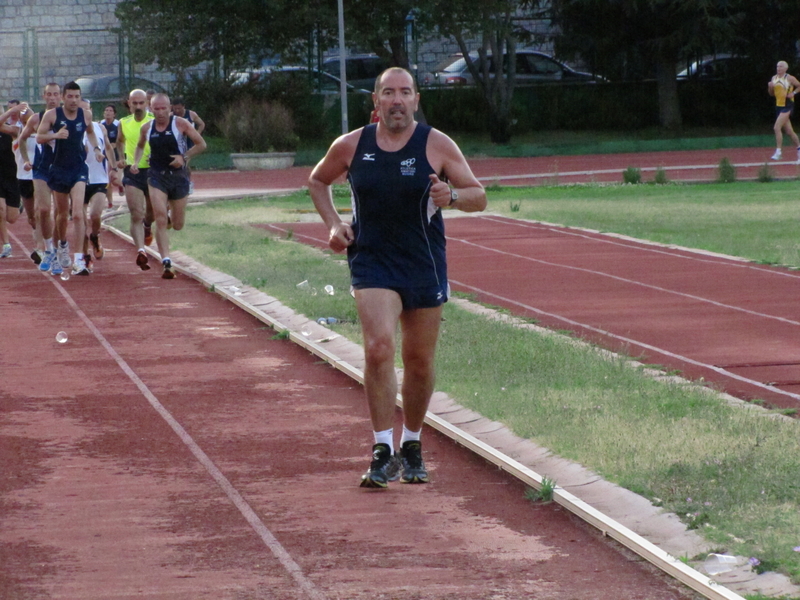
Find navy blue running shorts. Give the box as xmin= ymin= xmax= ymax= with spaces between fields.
xmin=47 ymin=164 xmax=88 ymax=194
xmin=352 ymin=282 xmax=449 ymax=310
xmin=148 ymin=168 xmax=190 ymax=201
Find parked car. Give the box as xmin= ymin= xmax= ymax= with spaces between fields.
xmin=422 ymin=50 xmax=603 ymax=86
xmin=233 ymin=65 xmax=371 ymax=95
xmin=676 ymin=54 xmax=746 ymax=79
xmin=73 ymin=74 xmax=167 ymax=103
xmin=320 ymin=54 xmax=391 ymax=90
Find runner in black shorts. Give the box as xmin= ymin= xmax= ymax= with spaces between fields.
xmin=131 ymin=93 xmax=206 ymax=279
xmin=0 ymin=101 xmax=27 ymax=258
xmin=117 ymin=89 xmax=154 ymax=270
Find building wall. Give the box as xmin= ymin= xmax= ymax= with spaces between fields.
xmin=0 ymin=0 xmax=168 ymax=103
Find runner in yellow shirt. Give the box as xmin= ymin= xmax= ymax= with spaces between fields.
xmin=117 ymin=89 xmax=155 ymax=269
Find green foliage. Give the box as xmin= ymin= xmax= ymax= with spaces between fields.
xmin=525 ymin=477 xmax=557 ymax=503
xmin=219 ymin=98 xmax=299 ymax=153
xmin=757 ymin=163 xmax=774 ymax=183
xmin=718 ymin=157 xmax=737 ymax=183
xmin=622 ymin=166 xmax=642 ymax=184
xmin=653 ymin=167 xmax=669 ymax=185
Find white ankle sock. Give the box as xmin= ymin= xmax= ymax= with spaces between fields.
xmin=400 ymin=425 xmax=421 ymax=447
xmin=373 ymin=428 xmax=394 ymax=453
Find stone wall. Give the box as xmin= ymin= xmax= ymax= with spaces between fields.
xmin=0 ymin=0 xmax=168 ymax=103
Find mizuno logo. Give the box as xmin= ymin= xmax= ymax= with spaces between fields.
xmin=363 ymin=153 xmax=375 ymax=161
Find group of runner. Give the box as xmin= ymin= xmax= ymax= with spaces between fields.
xmin=0 ymin=81 xmax=206 ymax=280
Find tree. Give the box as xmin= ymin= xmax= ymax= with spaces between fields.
xmin=115 ymin=0 xmax=337 ymax=77
xmin=550 ymin=0 xmax=743 ymax=130
xmin=422 ymin=0 xmax=547 ymax=143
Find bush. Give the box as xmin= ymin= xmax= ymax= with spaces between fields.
xmin=219 ymin=99 xmax=299 ymax=153
xmin=653 ymin=166 xmax=669 ymax=184
xmin=717 ymin=157 xmax=736 ymax=183
xmin=757 ymin=163 xmax=774 ymax=183
xmin=622 ymin=166 xmax=642 ymax=184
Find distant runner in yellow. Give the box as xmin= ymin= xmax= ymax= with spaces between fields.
xmin=767 ymin=60 xmax=800 ymax=161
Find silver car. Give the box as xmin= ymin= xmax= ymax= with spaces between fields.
xmin=423 ymin=50 xmax=602 ymax=86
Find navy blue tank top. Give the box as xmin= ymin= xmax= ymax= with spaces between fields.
xmin=33 ymin=110 xmax=54 ymax=173
xmin=346 ymin=123 xmax=447 ymax=288
xmin=148 ymin=115 xmax=187 ymax=171
xmin=51 ymin=107 xmax=87 ymax=171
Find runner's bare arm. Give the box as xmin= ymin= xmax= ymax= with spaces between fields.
xmin=85 ymin=110 xmax=104 ymax=163
xmin=116 ymin=125 xmax=127 ymax=168
xmin=427 ymin=129 xmax=486 ymax=213
xmin=190 ymin=111 xmax=205 ymax=135
xmin=176 ymin=117 xmax=206 ymax=167
xmin=18 ymin=113 xmax=39 ymax=166
xmin=308 ymin=130 xmax=360 ymax=253
xmin=36 ymin=109 xmax=65 ymax=144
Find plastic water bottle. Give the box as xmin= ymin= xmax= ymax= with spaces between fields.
xmin=55 ymin=331 xmax=68 ymax=344
xmin=324 ymin=285 xmax=335 ymax=295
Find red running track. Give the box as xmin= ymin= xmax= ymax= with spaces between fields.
xmin=272 ymin=216 xmax=800 ymax=411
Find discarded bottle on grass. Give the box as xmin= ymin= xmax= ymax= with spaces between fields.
xmin=703 ymin=553 xmax=738 ymax=576
xmin=296 ymin=280 xmax=310 ymax=291
xmin=316 ymin=317 xmax=338 ymax=325
xmin=55 ymin=331 xmax=68 ymax=344
xmin=324 ymin=285 xmax=334 ymax=295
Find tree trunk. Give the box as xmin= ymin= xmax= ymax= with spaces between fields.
xmin=655 ymin=52 xmax=682 ymax=130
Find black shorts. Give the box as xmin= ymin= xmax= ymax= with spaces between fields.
xmin=123 ymin=166 xmax=149 ymax=194
xmin=0 ymin=176 xmax=21 ymax=209
xmin=18 ymin=179 xmax=34 ymax=200
xmin=84 ymin=183 xmax=108 ymax=204
xmin=351 ymin=282 xmax=449 ymax=310
xmin=148 ymin=168 xmax=190 ymax=201
xmin=777 ymin=102 xmax=794 ymax=116
xmin=48 ymin=164 xmax=89 ymax=194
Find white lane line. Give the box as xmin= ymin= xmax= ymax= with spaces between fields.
xmin=448 ymin=236 xmax=800 ymax=327
xmin=450 ymin=278 xmax=800 ymax=403
xmin=13 ymin=232 xmax=326 ymax=600
xmin=476 ymin=160 xmax=799 ymax=182
xmin=478 ymin=215 xmax=800 ymax=280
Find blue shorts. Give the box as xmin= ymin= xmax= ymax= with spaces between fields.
xmin=777 ymin=102 xmax=794 ymax=116
xmin=123 ymin=166 xmax=149 ymax=194
xmin=148 ymin=168 xmax=190 ymax=201
xmin=48 ymin=164 xmax=88 ymax=194
xmin=352 ymin=282 xmax=449 ymax=310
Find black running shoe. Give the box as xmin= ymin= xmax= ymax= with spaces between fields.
xmin=399 ymin=440 xmax=429 ymax=484
xmin=359 ymin=443 xmax=401 ymax=489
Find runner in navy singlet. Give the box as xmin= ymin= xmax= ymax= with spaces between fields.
xmin=17 ymin=83 xmax=61 ymax=272
xmin=131 ymin=93 xmax=206 ymax=279
xmin=309 ymin=67 xmax=486 ymax=488
xmin=37 ymin=81 xmax=103 ymax=275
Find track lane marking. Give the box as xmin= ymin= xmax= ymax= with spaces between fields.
xmin=478 ymin=215 xmax=800 ymax=280
xmin=449 ymin=277 xmax=800 ymax=403
xmin=11 ymin=230 xmax=327 ymax=600
xmin=448 ymin=236 xmax=800 ymax=327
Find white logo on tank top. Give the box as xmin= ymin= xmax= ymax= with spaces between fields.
xmin=362 ymin=153 xmax=375 ymax=161
xmin=400 ymin=157 xmax=416 ymax=176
